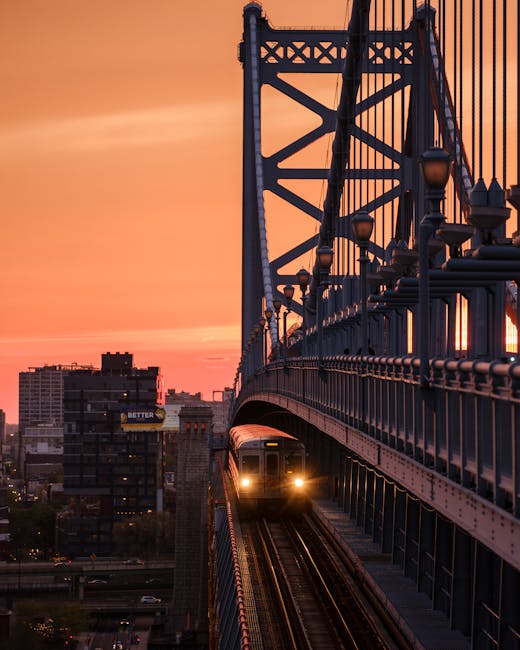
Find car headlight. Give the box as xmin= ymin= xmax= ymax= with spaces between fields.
xmin=241 ymin=477 xmax=250 ymax=487
xmin=294 ymin=477 xmax=304 ymax=488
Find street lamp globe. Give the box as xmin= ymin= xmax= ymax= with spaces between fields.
xmin=296 ymin=268 xmax=310 ymax=292
xmin=264 ymin=307 xmax=273 ymax=321
xmin=283 ymin=285 xmax=295 ymax=301
xmin=317 ymin=245 xmax=334 ymax=273
xmin=419 ymin=146 xmax=452 ymax=190
xmin=352 ymin=210 xmax=374 ymax=243
xmin=273 ymin=299 xmax=282 ymax=313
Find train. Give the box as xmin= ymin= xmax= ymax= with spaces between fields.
xmin=228 ymin=424 xmax=308 ymax=512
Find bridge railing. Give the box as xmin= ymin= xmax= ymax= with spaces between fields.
xmin=234 ymin=356 xmax=520 ymax=519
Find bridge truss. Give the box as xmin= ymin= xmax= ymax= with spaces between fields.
xmin=239 ymin=0 xmax=519 ymax=377
xmin=232 ymin=1 xmax=520 ymax=647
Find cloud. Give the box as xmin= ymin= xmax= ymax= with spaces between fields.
xmin=0 ymin=325 xmax=240 ymax=357
xmin=0 ymin=102 xmax=240 ymax=158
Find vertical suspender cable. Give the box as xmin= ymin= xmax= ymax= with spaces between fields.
xmin=426 ymin=7 xmax=472 ymax=199
xmin=391 ymin=0 xmax=395 ymax=239
xmin=308 ymin=0 xmax=372 ymax=303
xmin=453 ymin=0 xmax=458 ymax=219
xmin=517 ymin=0 xmax=520 ymax=354
xmin=502 ymin=0 xmax=507 ymax=190
xmin=381 ymin=0 xmax=386 ymax=248
xmin=440 ymin=0 xmax=445 ymax=148
xmin=518 ymin=0 xmax=520 ymax=194
xmin=400 ymin=0 xmax=405 ymax=242
xmin=479 ymin=0 xmax=483 ymax=179
xmin=492 ymin=0 xmax=497 ymax=179
xmin=458 ymin=0 xmax=463 ymax=222
xmin=471 ymin=0 xmax=476 ymax=179
xmin=373 ymin=0 xmax=377 ymax=246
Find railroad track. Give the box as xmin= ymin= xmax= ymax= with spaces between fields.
xmin=240 ymin=512 xmax=410 ymax=649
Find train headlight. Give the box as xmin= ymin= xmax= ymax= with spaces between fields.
xmin=294 ymin=477 xmax=304 ymax=488
xmin=241 ymin=477 xmax=250 ymax=488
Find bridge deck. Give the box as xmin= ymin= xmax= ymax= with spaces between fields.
xmin=314 ymin=500 xmax=470 ymax=649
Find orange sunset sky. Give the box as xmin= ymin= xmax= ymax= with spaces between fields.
xmin=0 ymin=1 xmax=351 ymax=422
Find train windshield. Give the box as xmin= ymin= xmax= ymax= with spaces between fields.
xmin=284 ymin=453 xmax=303 ymax=474
xmin=242 ymin=455 xmax=260 ymax=473
xmin=266 ymin=454 xmax=278 ymax=476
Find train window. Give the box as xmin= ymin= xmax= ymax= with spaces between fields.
xmin=266 ymin=454 xmax=278 ymax=476
xmin=284 ymin=453 xmax=303 ymax=474
xmin=242 ymin=455 xmax=260 ymax=473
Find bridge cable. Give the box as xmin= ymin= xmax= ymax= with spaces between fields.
xmin=478 ymin=0 xmax=483 ymax=179
xmin=308 ymin=0 xmax=373 ymax=307
xmin=502 ymin=0 xmax=507 ymax=191
xmin=492 ymin=0 xmax=497 ymax=181
xmin=248 ymin=10 xmax=277 ymax=344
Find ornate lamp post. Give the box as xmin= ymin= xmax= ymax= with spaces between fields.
xmin=264 ymin=307 xmax=273 ymax=362
xmin=317 ymin=246 xmax=334 ymax=368
xmin=296 ymin=268 xmax=310 ymax=356
xmin=258 ymin=317 xmax=267 ymax=365
xmin=418 ymin=146 xmax=452 ymax=387
xmin=352 ymin=211 xmax=375 ymax=355
xmin=282 ymin=284 xmax=295 ymax=366
xmin=273 ymin=299 xmax=282 ymax=358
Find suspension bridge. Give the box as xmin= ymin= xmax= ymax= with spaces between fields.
xmin=214 ymin=1 xmax=520 ymax=648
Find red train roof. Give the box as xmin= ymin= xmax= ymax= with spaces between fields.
xmin=229 ymin=424 xmax=301 ymax=450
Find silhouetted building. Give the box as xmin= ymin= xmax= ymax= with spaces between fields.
xmin=18 ymin=364 xmax=93 ymax=481
xmin=19 ymin=364 xmax=90 ymax=430
xmin=0 ymin=410 xmax=5 ymax=445
xmin=172 ymin=406 xmax=211 ymax=645
xmin=165 ymin=388 xmax=203 ymax=403
xmin=61 ymin=352 xmax=164 ymax=557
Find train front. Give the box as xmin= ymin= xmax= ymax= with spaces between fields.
xmin=239 ymin=437 xmax=308 ymax=512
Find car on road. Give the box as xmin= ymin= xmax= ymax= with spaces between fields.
xmin=87 ymin=578 xmax=107 ymax=584
xmin=140 ymin=595 xmax=161 ymax=604
xmin=54 ymin=560 xmax=71 ymax=567
xmin=123 ymin=558 xmax=144 ymax=565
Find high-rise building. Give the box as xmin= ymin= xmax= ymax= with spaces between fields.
xmin=19 ymin=365 xmax=68 ymax=429
xmin=61 ymin=352 xmax=164 ymax=557
xmin=22 ymin=424 xmax=63 ymax=484
xmin=0 ymin=410 xmax=6 ymax=445
xmin=18 ymin=364 xmax=92 ymax=481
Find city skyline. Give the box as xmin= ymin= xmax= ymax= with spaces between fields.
xmin=0 ymin=1 xmax=350 ymax=421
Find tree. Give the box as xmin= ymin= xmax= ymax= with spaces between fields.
xmin=9 ymin=503 xmax=57 ymax=557
xmin=6 ymin=599 xmax=89 ymax=649
xmin=113 ymin=511 xmax=175 ymax=558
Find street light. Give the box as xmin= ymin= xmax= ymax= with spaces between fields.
xmin=282 ymin=284 xmax=295 ymax=366
xmin=352 ymin=211 xmax=375 ymax=355
xmin=273 ymin=300 xmax=282 ymax=358
xmin=264 ymin=307 xmax=273 ymax=361
xmin=296 ymin=268 xmax=310 ymax=355
xmin=418 ymin=146 xmax=452 ymax=387
xmin=317 ymin=245 xmax=334 ymax=368
xmin=259 ymin=316 xmax=267 ymax=365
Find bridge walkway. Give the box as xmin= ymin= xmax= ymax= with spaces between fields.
xmin=314 ymin=500 xmax=470 ymax=649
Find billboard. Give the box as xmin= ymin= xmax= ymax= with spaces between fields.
xmin=120 ymin=405 xmax=166 ymax=431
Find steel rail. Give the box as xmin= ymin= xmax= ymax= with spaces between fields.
xmin=255 ymin=519 xmax=312 ymax=650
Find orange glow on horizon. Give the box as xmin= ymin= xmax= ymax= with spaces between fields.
xmin=1 ymin=1 xmax=519 ymax=422
xmin=0 ymin=1 xmax=351 ymax=422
